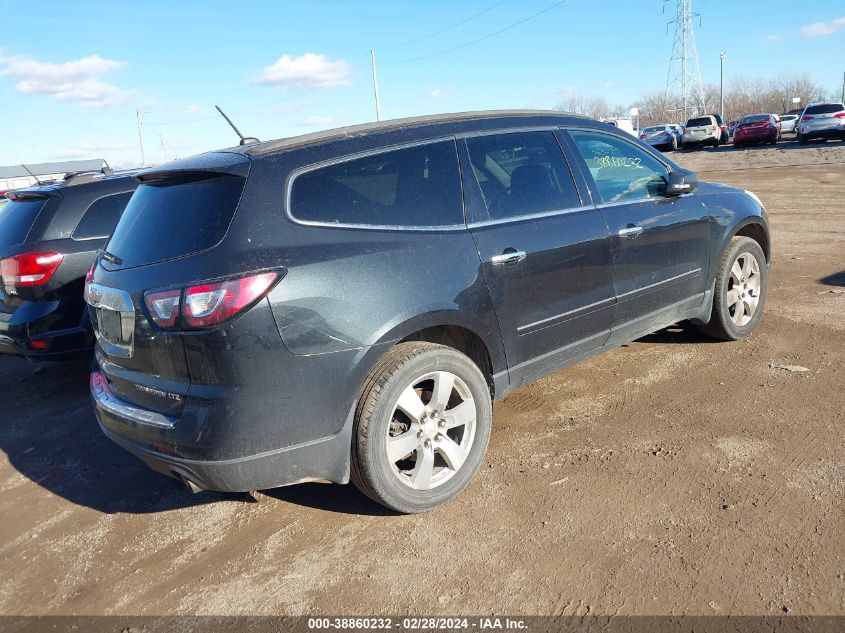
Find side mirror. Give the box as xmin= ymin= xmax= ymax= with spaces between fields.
xmin=666 ymin=170 xmax=699 ymax=196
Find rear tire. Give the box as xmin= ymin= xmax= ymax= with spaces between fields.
xmin=350 ymin=342 xmax=492 ymax=513
xmin=697 ymin=236 xmax=768 ymax=341
xmin=798 ymin=132 xmax=808 ymax=144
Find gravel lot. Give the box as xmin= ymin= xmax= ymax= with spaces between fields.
xmin=1 ymin=138 xmax=843 ymax=617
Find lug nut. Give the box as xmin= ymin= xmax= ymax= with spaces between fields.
xmin=417 ymin=430 xmax=424 ymax=439
xmin=424 ymin=439 xmax=432 ymax=448
xmin=430 ymin=411 xmax=437 ymax=418
xmin=438 ymin=419 xmax=446 ymax=428
xmin=435 ymin=434 xmax=442 ymax=442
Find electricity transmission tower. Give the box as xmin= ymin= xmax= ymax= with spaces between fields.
xmin=663 ymin=0 xmax=705 ymax=121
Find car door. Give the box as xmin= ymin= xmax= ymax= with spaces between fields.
xmin=561 ymin=128 xmax=712 ymax=343
xmin=459 ymin=130 xmax=615 ymax=386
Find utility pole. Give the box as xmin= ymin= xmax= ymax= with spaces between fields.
xmin=720 ymin=51 xmax=726 ymax=120
xmin=370 ymin=49 xmax=382 ymax=122
xmin=841 ymin=71 xmax=844 ymax=104
xmin=135 ymin=108 xmax=146 ymax=168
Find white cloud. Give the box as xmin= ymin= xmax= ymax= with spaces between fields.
xmin=255 ymin=53 xmax=352 ymax=90
xmin=0 ymin=53 xmax=134 ymax=108
xmin=765 ymin=34 xmax=782 ymax=42
xmin=180 ymin=104 xmax=201 ymax=115
xmin=429 ymin=88 xmax=445 ymax=99
xmin=48 ymin=141 xmax=132 ymax=159
xmin=800 ymin=16 xmax=845 ymax=37
xmin=298 ymin=115 xmax=334 ymax=127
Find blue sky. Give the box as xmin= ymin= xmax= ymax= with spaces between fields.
xmin=1 ymin=0 xmax=843 ymax=167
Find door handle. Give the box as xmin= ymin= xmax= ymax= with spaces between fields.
xmin=617 ymin=225 xmax=643 ymax=238
xmin=491 ymin=249 xmax=526 ymax=265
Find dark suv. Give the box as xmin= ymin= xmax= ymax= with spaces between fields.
xmin=0 ymin=170 xmax=139 ymax=360
xmin=86 ymin=111 xmax=770 ymax=513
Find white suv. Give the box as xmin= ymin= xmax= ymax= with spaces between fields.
xmin=682 ymin=115 xmax=721 ymax=149
xmin=797 ymin=102 xmax=845 ymax=143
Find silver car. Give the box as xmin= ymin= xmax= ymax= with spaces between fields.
xmin=779 ymin=114 xmax=798 ymax=134
xmin=682 ymin=115 xmax=721 ymax=148
xmin=797 ymin=102 xmax=845 ymax=143
xmin=638 ymin=124 xmax=678 ymax=151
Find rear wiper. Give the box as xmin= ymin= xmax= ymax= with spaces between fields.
xmin=99 ymin=249 xmax=123 ymax=266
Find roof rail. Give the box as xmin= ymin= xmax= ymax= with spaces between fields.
xmin=0 ymin=159 xmax=110 ymax=181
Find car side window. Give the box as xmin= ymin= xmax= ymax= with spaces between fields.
xmin=289 ymin=140 xmax=463 ymax=227
xmin=569 ymin=130 xmax=669 ymax=204
xmin=464 ymin=131 xmax=581 ymax=221
xmin=72 ymin=191 xmax=134 ymax=240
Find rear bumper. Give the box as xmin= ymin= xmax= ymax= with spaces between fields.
xmin=0 ymin=300 xmax=93 ymax=361
xmin=800 ymin=127 xmax=845 ymax=140
xmin=733 ymin=131 xmax=774 ymax=144
xmin=90 ymin=370 xmax=354 ymax=492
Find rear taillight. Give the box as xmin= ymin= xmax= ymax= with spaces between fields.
xmin=85 ymin=260 xmax=96 ymax=285
xmin=184 ymin=273 xmax=278 ymax=328
xmin=801 ymin=116 xmax=813 ymax=122
xmin=143 ymin=271 xmax=280 ymax=330
xmin=0 ymin=252 xmax=63 ymax=287
xmin=144 ymin=289 xmax=182 ymax=328
xmin=835 ymin=112 xmax=845 ymax=119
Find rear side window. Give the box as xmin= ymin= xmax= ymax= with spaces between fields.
xmin=0 ymin=198 xmax=47 ymax=248
xmin=289 ymin=140 xmax=463 ymax=227
xmin=105 ymin=176 xmax=244 ymax=268
xmin=464 ymin=131 xmax=581 ymax=221
xmin=72 ymin=192 xmax=134 ymax=240
xmin=686 ymin=117 xmax=712 ymax=127
xmin=805 ymin=103 xmax=845 ymax=115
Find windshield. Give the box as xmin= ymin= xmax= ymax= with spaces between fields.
xmin=0 ymin=197 xmax=47 ymax=248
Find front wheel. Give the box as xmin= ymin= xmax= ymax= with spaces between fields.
xmin=697 ymin=236 xmax=768 ymax=341
xmin=350 ymin=342 xmax=492 ymax=513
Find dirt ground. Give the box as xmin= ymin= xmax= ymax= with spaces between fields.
xmin=0 ymin=138 xmax=843 ymax=617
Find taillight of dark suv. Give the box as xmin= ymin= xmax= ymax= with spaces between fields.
xmin=143 ymin=271 xmax=280 ymax=329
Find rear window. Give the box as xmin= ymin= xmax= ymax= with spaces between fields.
xmin=105 ymin=176 xmax=244 ymax=268
xmin=740 ymin=115 xmax=770 ymax=124
xmin=781 ymin=115 xmax=797 ymax=121
xmin=289 ymin=140 xmax=463 ymax=227
xmin=0 ymin=197 xmax=47 ymax=248
xmin=72 ymin=191 xmax=134 ymax=240
xmin=686 ymin=117 xmax=712 ymax=127
xmin=805 ymin=103 xmax=845 ymax=115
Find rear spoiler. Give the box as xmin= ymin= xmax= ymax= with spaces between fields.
xmin=135 ymin=151 xmax=250 ymax=183
xmin=4 ymin=191 xmax=50 ymax=201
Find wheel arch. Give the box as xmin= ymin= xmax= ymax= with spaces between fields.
xmin=371 ymin=310 xmax=507 ymax=399
xmin=730 ymin=218 xmax=771 ymax=264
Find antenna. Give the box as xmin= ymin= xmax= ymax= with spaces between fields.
xmin=215 ymin=105 xmax=259 ymax=145
xmin=663 ymin=0 xmax=705 ymax=122
xmin=20 ymin=164 xmax=44 ymax=186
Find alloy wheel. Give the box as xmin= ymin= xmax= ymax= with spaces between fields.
xmin=727 ymin=252 xmax=762 ymax=326
xmin=385 ymin=371 xmax=477 ymax=491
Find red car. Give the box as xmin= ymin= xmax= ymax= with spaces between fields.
xmin=733 ymin=113 xmax=781 ymax=146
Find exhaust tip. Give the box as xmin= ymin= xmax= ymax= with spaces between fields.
xmin=179 ymin=475 xmax=205 ymax=494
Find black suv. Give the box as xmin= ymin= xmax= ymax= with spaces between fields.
xmin=0 ymin=170 xmax=139 ymax=360
xmin=86 ymin=111 xmax=770 ymax=513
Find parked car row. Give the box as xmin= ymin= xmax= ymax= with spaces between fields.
xmin=3 ymin=110 xmax=771 ymax=513
xmin=647 ymin=102 xmax=845 ymax=153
